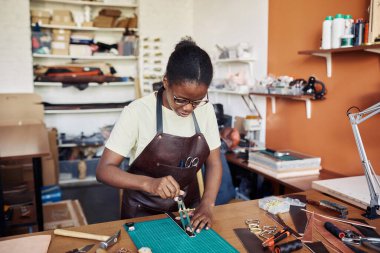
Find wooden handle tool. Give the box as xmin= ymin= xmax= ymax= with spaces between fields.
xmin=54 ymin=229 xmax=110 ymax=241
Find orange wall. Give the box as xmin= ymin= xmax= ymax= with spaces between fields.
xmin=267 ymin=0 xmax=380 ymax=176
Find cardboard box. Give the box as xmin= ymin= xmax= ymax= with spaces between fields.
xmin=51 ymin=9 xmax=75 ymax=26
xmin=31 ymin=17 xmax=50 ymax=25
xmin=43 ymin=200 xmax=87 ymax=230
xmin=52 ymin=29 xmax=71 ymax=42
xmin=69 ymin=44 xmax=92 ymax=56
xmin=51 ymin=41 xmax=69 ymax=55
xmin=42 ymin=128 xmax=59 ymax=186
xmin=99 ymin=8 xmax=121 ymax=17
xmin=93 ymin=15 xmax=115 ymax=28
xmin=82 ymin=21 xmax=94 ymax=27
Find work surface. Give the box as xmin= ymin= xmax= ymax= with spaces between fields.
xmin=2 ymin=190 xmax=380 ymax=252
xmin=226 ymin=152 xmax=343 ymax=193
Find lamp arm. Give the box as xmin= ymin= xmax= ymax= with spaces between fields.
xmin=348 ymin=102 xmax=380 ymax=213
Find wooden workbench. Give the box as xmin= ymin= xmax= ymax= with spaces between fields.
xmin=2 ymin=190 xmax=379 ymax=252
xmin=226 ymin=152 xmax=343 ymax=194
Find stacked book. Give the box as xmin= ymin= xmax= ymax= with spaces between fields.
xmin=248 ymin=149 xmax=321 ymax=179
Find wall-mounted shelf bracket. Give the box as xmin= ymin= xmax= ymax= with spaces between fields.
xmin=299 ymin=44 xmax=380 ymax=78
xmin=250 ymin=93 xmax=313 ymax=119
xmin=312 ymin=52 xmax=332 ymax=78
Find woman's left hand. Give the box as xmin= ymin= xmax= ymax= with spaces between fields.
xmin=190 ymin=201 xmax=213 ymax=233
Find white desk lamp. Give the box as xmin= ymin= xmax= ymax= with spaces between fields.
xmin=347 ymin=102 xmax=380 ymax=219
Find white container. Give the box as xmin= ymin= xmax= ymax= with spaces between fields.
xmin=344 ymin=14 xmax=354 ymax=35
xmin=332 ymin=14 xmax=345 ymax=48
xmin=322 ymin=16 xmax=333 ymax=49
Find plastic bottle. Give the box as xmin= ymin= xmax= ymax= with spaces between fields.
xmin=332 ymin=14 xmax=345 ymax=48
xmin=354 ymin=18 xmax=364 ymax=46
xmin=321 ymin=16 xmax=333 ymax=49
xmin=344 ymin=14 xmax=354 ymax=35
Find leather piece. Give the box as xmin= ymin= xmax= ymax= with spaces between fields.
xmin=233 ymin=228 xmax=271 ymax=253
xmin=304 ymin=241 xmax=329 ymax=253
xmin=287 ymin=194 xmax=308 ymax=234
xmin=0 ymin=235 xmax=51 ymax=253
xmin=349 ymin=218 xmax=380 ymax=238
xmin=313 ymin=217 xmax=353 ymax=253
xmin=302 ymin=212 xmax=314 ymax=243
xmin=121 ymin=87 xmax=210 ymax=218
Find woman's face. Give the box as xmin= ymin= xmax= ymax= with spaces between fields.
xmin=163 ymin=79 xmax=208 ymax=117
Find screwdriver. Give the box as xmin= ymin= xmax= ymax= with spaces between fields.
xmin=262 ymin=227 xmax=290 ymax=247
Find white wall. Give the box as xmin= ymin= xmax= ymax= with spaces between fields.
xmin=0 ymin=0 xmax=33 ymax=93
xmin=193 ymin=0 xmax=268 ymax=142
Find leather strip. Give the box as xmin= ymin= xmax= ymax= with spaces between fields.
xmin=313 ymin=217 xmax=352 ymax=253
xmin=233 ymin=228 xmax=271 ymax=253
xmin=302 ymin=212 xmax=314 ymax=243
xmin=304 ymin=242 xmax=329 ymax=253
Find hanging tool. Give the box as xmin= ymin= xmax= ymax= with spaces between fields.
xmin=66 ymin=244 xmax=95 ymax=253
xmin=266 ymin=212 xmax=302 ymax=239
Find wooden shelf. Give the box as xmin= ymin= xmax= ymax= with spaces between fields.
xmin=250 ymin=92 xmax=316 ymax=119
xmin=208 ymin=88 xmax=249 ymax=95
xmin=214 ymin=58 xmax=256 ymax=64
xmin=30 ymin=0 xmax=138 ymax=8
xmin=32 ymin=24 xmax=137 ymax=32
xmin=298 ymin=44 xmax=380 ymax=78
xmin=33 ymin=53 xmax=137 ymax=60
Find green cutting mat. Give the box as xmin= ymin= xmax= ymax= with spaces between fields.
xmin=124 ymin=218 xmax=239 ymax=253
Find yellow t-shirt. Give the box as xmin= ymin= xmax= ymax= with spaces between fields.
xmin=105 ymin=92 xmax=221 ymax=163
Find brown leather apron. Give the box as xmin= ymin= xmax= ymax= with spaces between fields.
xmin=121 ymin=87 xmax=210 ymax=219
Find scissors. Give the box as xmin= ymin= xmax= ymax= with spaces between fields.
xmin=176 ymin=195 xmax=195 ymax=237
xmin=185 ymin=156 xmax=199 ymax=168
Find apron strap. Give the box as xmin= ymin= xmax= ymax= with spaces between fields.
xmin=156 ymin=86 xmax=201 ymax=134
xmin=156 ymin=87 xmax=164 ymax=134
xmin=192 ymin=112 xmax=201 ymax=134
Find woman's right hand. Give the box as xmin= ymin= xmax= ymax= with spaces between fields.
xmin=146 ymin=176 xmax=181 ymax=199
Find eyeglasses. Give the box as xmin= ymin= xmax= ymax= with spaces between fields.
xmin=173 ymin=94 xmax=209 ymax=108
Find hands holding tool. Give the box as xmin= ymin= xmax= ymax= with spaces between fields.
xmin=190 ymin=200 xmax=213 ymax=233
xmin=146 ymin=175 xmax=181 ymax=199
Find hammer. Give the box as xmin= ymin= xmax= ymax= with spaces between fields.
xmin=54 ymin=229 xmax=121 ymax=250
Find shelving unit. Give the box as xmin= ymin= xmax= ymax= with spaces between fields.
xmin=298 ymin=44 xmax=380 ymax=78
xmin=250 ymin=92 xmax=317 ymax=119
xmin=30 ymin=0 xmax=139 ymax=136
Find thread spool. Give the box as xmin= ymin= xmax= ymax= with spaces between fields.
xmin=274 ymin=239 xmax=303 ymax=253
xmin=324 ymin=222 xmax=345 ymax=239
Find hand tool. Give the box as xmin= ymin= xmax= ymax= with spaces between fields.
xmin=307 ymin=199 xmax=348 ymax=218
xmin=262 ymin=227 xmax=290 ymax=247
xmin=66 ymin=243 xmax=95 ymax=253
xmin=341 ymin=231 xmax=380 ymax=245
xmin=54 ymin=229 xmax=121 ymax=249
xmin=266 ymin=212 xmax=302 ymax=239
xmin=166 ymin=195 xmax=195 ymax=237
